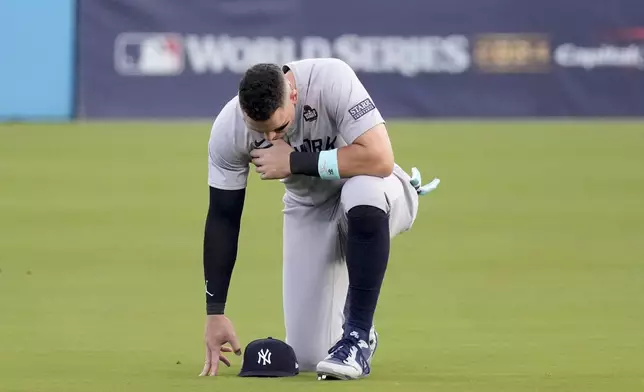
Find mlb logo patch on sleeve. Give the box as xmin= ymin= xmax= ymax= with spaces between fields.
xmin=348 ymin=98 xmax=376 ymax=120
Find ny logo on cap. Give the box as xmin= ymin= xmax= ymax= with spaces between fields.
xmin=257 ymin=348 xmax=272 ymax=366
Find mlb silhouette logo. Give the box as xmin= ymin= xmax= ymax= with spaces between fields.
xmin=114 ymin=33 xmax=185 ymax=76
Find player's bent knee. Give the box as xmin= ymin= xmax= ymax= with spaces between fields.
xmin=341 ymin=175 xmax=388 ymax=214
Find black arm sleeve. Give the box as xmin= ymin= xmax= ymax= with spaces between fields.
xmin=203 ymin=186 xmax=246 ymax=315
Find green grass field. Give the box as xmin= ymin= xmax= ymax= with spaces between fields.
xmin=1 ymin=120 xmax=643 ymax=392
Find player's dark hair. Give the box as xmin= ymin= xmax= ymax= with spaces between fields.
xmin=238 ymin=63 xmax=286 ymax=121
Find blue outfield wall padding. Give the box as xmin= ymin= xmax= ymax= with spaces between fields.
xmin=0 ymin=0 xmax=76 ymax=121
xmin=75 ymin=0 xmax=644 ymax=119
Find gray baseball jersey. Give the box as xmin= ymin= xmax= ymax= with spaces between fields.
xmin=207 ymin=58 xmax=419 ymax=370
xmin=207 ymin=58 xmax=385 ymax=205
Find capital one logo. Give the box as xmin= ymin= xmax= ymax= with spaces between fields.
xmin=114 ymin=33 xmax=185 ymax=76
xmin=257 ymin=348 xmax=272 ymax=365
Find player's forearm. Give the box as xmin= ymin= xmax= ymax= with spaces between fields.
xmin=290 ymin=123 xmax=394 ymax=179
xmin=290 ymin=144 xmax=393 ymax=179
xmin=203 ymin=187 xmax=246 ymax=315
xmin=336 ymin=143 xmax=394 ymax=178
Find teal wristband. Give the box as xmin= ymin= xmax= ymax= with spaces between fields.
xmin=318 ymin=149 xmax=341 ymax=180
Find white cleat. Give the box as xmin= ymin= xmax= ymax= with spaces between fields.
xmin=368 ymin=325 xmax=378 ymax=364
xmin=316 ymin=330 xmax=373 ymax=381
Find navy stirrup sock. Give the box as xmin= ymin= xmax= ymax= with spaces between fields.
xmin=344 ymin=205 xmax=390 ymax=342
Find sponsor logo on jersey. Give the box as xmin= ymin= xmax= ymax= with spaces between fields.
xmin=252 ymin=138 xmax=271 ymax=149
xmin=348 ymin=98 xmax=376 ymax=120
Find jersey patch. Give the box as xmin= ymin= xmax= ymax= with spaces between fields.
xmin=348 ymin=98 xmax=376 ymax=120
xmin=303 ymin=105 xmax=318 ymax=122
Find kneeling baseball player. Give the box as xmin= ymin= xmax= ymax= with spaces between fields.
xmin=199 ymin=58 xmax=438 ymax=380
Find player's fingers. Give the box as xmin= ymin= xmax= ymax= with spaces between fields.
xmin=199 ymin=361 xmax=211 ymax=377
xmin=252 ymin=157 xmax=266 ymax=168
xmin=260 ymin=171 xmax=279 ymax=180
xmin=219 ymin=353 xmax=231 ymax=367
xmin=199 ymin=347 xmax=212 ymax=376
xmin=229 ymin=334 xmax=243 ymax=356
xmin=271 ymin=138 xmax=286 ymax=145
xmin=208 ymin=347 xmax=221 ymax=376
xmin=221 ymin=346 xmax=233 ymax=353
xmin=209 ymin=359 xmax=219 ymax=376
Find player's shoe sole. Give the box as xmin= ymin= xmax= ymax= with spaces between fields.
xmin=316 ymin=372 xmax=356 ymax=381
xmin=317 ymin=372 xmax=361 ymax=381
xmin=316 ymin=364 xmax=369 ymax=381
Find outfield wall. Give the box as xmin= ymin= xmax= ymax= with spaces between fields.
xmin=0 ymin=0 xmax=76 ymax=121
xmin=3 ymin=0 xmax=644 ymax=120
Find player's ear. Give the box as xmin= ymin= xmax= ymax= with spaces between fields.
xmin=289 ymin=87 xmax=298 ymax=104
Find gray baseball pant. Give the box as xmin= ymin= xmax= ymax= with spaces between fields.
xmin=281 ymin=164 xmax=419 ymax=371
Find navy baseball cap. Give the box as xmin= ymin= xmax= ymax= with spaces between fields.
xmin=238 ymin=337 xmax=299 ymax=377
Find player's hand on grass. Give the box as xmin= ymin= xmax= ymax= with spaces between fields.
xmin=199 ymin=315 xmax=242 ymax=377
xmin=250 ymin=138 xmax=294 ymax=180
